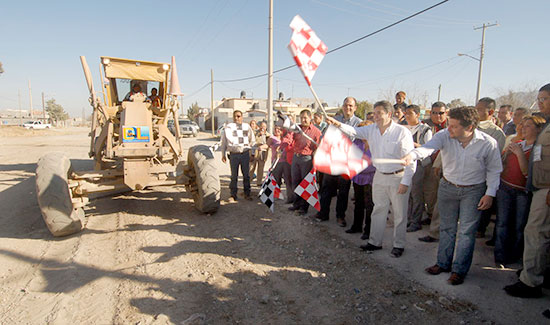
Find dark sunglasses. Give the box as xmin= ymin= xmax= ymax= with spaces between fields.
xmin=431 ymin=111 xmax=445 ymax=115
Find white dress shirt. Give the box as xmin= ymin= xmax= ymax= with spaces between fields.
xmin=339 ymin=121 xmax=416 ymax=186
xmin=408 ymin=129 xmax=503 ymax=196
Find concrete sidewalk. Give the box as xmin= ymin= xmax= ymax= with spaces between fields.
xmin=320 ymin=213 xmax=550 ymax=325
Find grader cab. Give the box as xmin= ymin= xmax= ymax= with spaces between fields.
xmin=35 ymin=56 xmax=220 ymax=236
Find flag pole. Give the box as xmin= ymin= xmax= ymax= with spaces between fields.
xmin=307 ymin=83 xmax=328 ymax=119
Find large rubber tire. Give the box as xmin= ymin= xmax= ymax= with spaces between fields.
xmin=36 ymin=152 xmax=84 ymax=236
xmin=186 ymin=145 xmax=220 ymax=213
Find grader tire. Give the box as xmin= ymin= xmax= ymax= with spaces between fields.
xmin=35 ymin=152 xmax=84 ymax=236
xmin=186 ymin=145 xmax=220 ymax=213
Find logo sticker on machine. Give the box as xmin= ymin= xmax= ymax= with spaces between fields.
xmin=122 ymin=126 xmax=150 ymax=142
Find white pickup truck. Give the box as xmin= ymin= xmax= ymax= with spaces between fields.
xmin=24 ymin=121 xmax=52 ymax=129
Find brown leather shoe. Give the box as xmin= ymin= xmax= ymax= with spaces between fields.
xmin=425 ymin=264 xmax=450 ymax=275
xmin=447 ymin=272 xmax=464 ymax=285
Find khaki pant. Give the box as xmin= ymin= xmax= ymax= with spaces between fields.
xmin=520 ymin=188 xmax=550 ymax=287
xmin=423 ymin=162 xmax=439 ymax=216
xmin=428 ymin=201 xmax=441 ymax=239
xmin=369 ymin=171 xmax=411 ymax=249
xmin=250 ymin=151 xmax=268 ymax=186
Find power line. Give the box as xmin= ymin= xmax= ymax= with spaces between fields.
xmin=186 ymin=0 xmax=450 ymax=94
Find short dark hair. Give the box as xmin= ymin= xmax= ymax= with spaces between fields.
xmin=431 ymin=101 xmax=447 ymax=110
xmin=396 ymin=91 xmax=406 ymax=97
xmin=405 ymin=104 xmax=421 ymax=115
xmin=539 ymin=83 xmax=550 ymax=93
xmin=233 ymin=110 xmax=243 ymax=117
xmin=300 ymin=109 xmax=312 ymax=117
xmin=343 ymin=97 xmax=357 ymax=106
xmin=514 ymin=107 xmax=529 ymax=115
xmin=478 ymin=97 xmax=496 ymax=110
xmin=374 ymin=100 xmax=394 ymax=114
xmin=499 ymin=104 xmax=512 ymax=111
xmin=449 ymin=106 xmax=479 ymax=129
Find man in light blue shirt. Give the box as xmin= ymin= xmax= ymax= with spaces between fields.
xmin=402 ymin=106 xmax=502 ymax=285
xmin=315 ymin=97 xmax=362 ymax=228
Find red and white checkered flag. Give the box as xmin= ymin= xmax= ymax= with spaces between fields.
xmin=294 ymin=168 xmax=320 ymax=211
xmin=313 ymin=125 xmax=371 ymax=179
xmin=288 ymin=15 xmax=327 ymax=86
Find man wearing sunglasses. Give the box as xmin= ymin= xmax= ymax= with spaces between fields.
xmin=221 ymin=110 xmax=255 ymax=201
xmin=418 ymin=102 xmax=449 ymax=243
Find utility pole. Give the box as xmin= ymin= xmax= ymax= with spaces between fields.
xmin=437 ymin=84 xmax=442 ymax=101
xmin=267 ymin=0 xmax=274 ymax=133
xmin=473 ymin=22 xmax=498 ymax=104
xmin=28 ymin=79 xmax=33 ymax=119
xmin=18 ymin=90 xmax=22 ymax=126
xmin=211 ymin=69 xmax=215 ymax=136
xmin=41 ymin=92 xmax=45 ymax=122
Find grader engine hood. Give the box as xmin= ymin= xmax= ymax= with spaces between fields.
xmin=117 ymin=100 xmax=155 ymax=190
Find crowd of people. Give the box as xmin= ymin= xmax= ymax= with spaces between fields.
xmin=219 ymin=85 xmax=550 ymax=316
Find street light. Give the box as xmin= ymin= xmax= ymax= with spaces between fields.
xmin=458 ymin=22 xmax=498 ymax=104
xmin=457 ymin=53 xmax=479 ymax=62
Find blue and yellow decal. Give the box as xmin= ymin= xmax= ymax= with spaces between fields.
xmin=122 ymin=126 xmax=150 ymax=143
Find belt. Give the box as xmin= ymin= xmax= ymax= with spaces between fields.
xmin=442 ymin=176 xmax=478 ymax=188
xmin=380 ymin=169 xmax=404 ymax=175
xmin=295 ymin=153 xmax=312 ymax=157
xmin=229 ymin=149 xmax=249 ymax=155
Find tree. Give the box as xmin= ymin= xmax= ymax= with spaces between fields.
xmin=187 ymin=102 xmax=201 ymax=121
xmin=355 ymin=100 xmax=373 ymax=119
xmin=46 ymin=98 xmax=69 ymax=124
xmin=447 ymin=98 xmax=467 ymax=109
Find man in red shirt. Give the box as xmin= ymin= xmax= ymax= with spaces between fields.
xmin=288 ymin=110 xmax=322 ymax=215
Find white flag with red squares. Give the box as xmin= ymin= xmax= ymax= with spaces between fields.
xmin=294 ymin=168 xmax=320 ymax=211
xmin=288 ymin=15 xmax=327 ymax=86
xmin=313 ymin=125 xmax=371 ymax=179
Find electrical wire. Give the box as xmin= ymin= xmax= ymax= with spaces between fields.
xmin=185 ymin=0 xmax=450 ymax=95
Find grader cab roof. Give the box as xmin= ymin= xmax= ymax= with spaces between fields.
xmin=101 ymin=57 xmax=170 ymax=82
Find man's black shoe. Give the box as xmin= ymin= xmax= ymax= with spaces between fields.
xmin=295 ymin=209 xmax=307 ymax=216
xmin=543 ymin=309 xmax=550 ymax=319
xmin=504 ymin=281 xmax=543 ymax=298
xmin=390 ymin=247 xmax=404 ymax=258
xmin=314 ymin=213 xmax=328 ymax=221
xmin=418 ymin=235 xmax=438 ymax=243
xmin=288 ymin=205 xmax=299 ymax=211
xmin=360 ymin=243 xmax=382 ymax=251
xmin=360 ymin=233 xmax=369 ymax=240
xmin=345 ymin=228 xmax=361 ymax=234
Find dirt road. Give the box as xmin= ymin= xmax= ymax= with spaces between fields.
xmin=0 ymin=127 xmax=547 ymax=324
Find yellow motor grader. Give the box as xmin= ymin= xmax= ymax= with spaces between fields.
xmin=35 ymin=56 xmax=220 ymax=236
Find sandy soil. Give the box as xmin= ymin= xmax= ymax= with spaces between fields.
xmin=0 ymin=126 xmax=548 ymax=324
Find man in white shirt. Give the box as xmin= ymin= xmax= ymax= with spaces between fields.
xmin=402 ymin=106 xmax=502 ymax=285
xmin=327 ymin=100 xmax=415 ymax=258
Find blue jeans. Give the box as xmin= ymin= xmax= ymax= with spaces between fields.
xmin=229 ymin=151 xmax=251 ymax=197
xmin=495 ymin=182 xmax=531 ymax=264
xmin=437 ymin=179 xmax=486 ymax=276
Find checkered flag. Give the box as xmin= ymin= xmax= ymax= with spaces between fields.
xmin=294 ymin=168 xmax=320 ymax=211
xmin=259 ymin=160 xmax=284 ymax=200
xmin=259 ymin=173 xmax=281 ymax=212
xmin=288 ymin=15 xmax=327 ymax=86
xmin=314 ymin=125 xmax=370 ymax=179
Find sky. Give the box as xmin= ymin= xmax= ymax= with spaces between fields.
xmin=1 ymin=0 xmax=549 ymax=117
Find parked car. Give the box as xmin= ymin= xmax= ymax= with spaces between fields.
xmin=24 ymin=120 xmax=51 ymax=129
xmin=167 ymin=119 xmax=200 ymax=137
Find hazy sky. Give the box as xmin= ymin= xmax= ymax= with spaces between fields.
xmin=1 ymin=0 xmax=549 ymax=116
